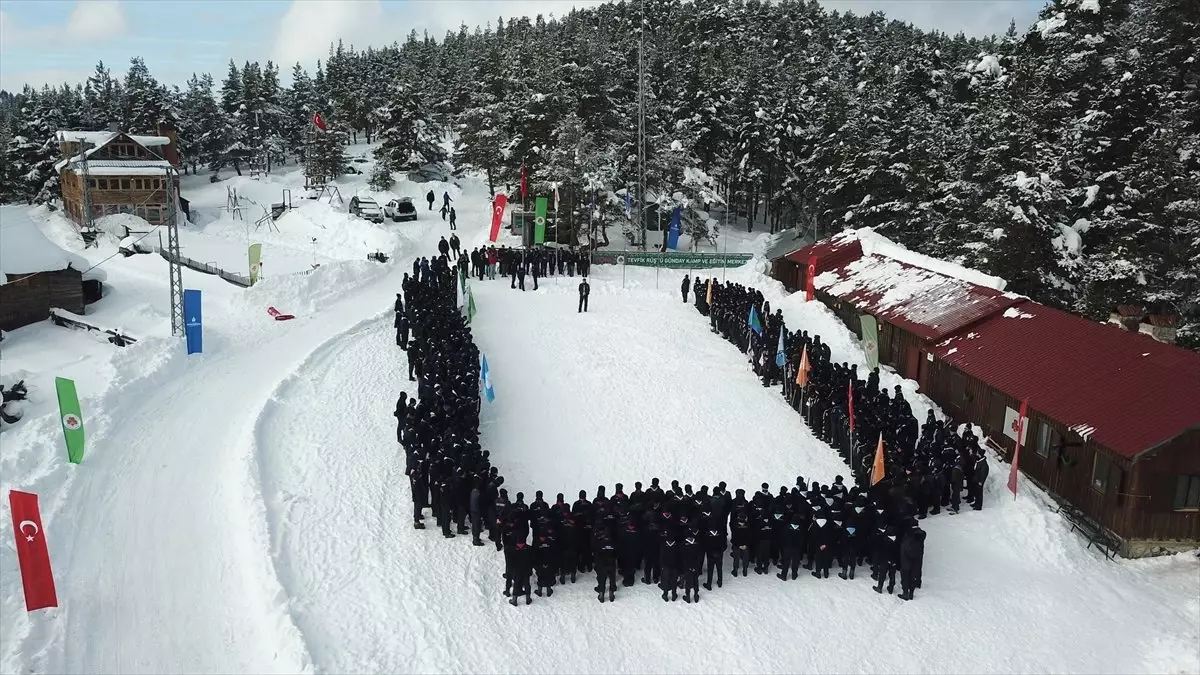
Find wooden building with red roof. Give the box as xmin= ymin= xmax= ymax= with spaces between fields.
xmin=784 ymin=230 xmax=1200 ymax=557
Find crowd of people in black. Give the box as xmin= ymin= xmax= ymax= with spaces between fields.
xmin=391 ymin=244 xmax=972 ymax=609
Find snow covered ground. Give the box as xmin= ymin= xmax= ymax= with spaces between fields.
xmin=1 ymin=150 xmax=1197 ymax=674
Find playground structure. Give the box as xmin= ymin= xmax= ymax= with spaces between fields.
xmin=255 ymin=189 xmax=293 ymax=233
xmin=303 ymin=181 xmax=344 ymax=206
xmin=226 ymin=187 xmax=244 ymax=220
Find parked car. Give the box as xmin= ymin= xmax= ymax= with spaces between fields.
xmin=384 ymin=197 xmax=418 ymax=222
xmin=349 ymin=196 xmax=384 ymax=223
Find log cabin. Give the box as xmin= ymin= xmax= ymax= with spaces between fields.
xmin=782 ymin=230 xmax=1200 ymax=557
xmin=0 ymin=207 xmax=104 ymax=331
xmin=54 ymin=124 xmax=181 ymax=229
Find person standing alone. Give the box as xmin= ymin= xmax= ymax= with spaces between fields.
xmin=578 ymin=278 xmax=590 ymax=313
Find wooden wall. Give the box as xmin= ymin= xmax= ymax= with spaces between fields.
xmin=772 ymin=259 xmax=802 ymax=292
xmin=810 ymin=292 xmax=1199 ymax=548
xmin=0 ymin=269 xmax=84 ymax=331
xmin=59 ymin=169 xmax=171 ymax=226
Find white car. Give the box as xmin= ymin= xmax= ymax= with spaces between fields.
xmin=349 ymin=196 xmax=384 ymax=223
xmin=384 ymin=198 xmax=418 ymax=222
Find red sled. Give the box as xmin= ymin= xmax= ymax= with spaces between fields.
xmin=267 ymin=306 xmax=295 ymax=321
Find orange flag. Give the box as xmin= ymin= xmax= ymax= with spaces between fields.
xmin=870 ymin=434 xmax=886 ymax=486
xmin=795 ymin=344 xmax=811 ymax=387
xmin=706 ymin=278 xmax=713 ymax=306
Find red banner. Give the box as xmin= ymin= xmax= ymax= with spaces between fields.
xmin=847 ymin=380 xmax=855 ymax=435
xmin=1008 ymin=399 xmax=1029 ymax=498
xmin=489 ymin=193 xmax=508 ymax=242
xmin=9 ymin=490 xmax=57 ymax=611
xmin=520 ymin=167 xmax=528 ymax=201
xmin=312 ymin=112 xmax=327 ymax=131
xmin=806 ymin=255 xmax=818 ymax=302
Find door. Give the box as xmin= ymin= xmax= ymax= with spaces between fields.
xmin=904 ymin=345 xmax=920 ymax=381
xmin=917 ymin=349 xmax=930 ymax=391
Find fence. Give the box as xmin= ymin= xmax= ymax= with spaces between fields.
xmin=134 ymin=242 xmax=251 ymax=287
xmin=591 ymin=251 xmax=755 ymax=269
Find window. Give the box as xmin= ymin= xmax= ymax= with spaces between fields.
xmin=1091 ymin=452 xmax=1111 ymax=492
xmin=1174 ymin=476 xmax=1200 ymax=511
xmin=131 ymin=179 xmax=141 ymax=190
xmin=146 ymin=207 xmax=162 ymax=222
xmin=1036 ymin=421 xmax=1057 ymax=458
xmin=120 ymin=179 xmax=131 ymax=190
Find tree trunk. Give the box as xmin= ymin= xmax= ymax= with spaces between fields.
xmin=233 ymin=160 xmax=242 ymax=177
xmin=485 ymin=167 xmax=495 ymax=197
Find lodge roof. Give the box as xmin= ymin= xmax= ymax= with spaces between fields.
xmin=53 ymin=130 xmax=172 ymax=173
xmin=792 ymin=229 xmax=1200 ymax=460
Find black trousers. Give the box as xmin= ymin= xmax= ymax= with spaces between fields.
xmin=578 ymin=296 xmax=588 ymax=312
xmin=705 ymin=549 xmax=725 ymax=586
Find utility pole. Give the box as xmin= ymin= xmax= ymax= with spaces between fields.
xmin=77 ymin=137 xmax=94 ymax=243
xmin=165 ymin=169 xmax=184 ymax=337
xmin=637 ymin=0 xmax=646 ymax=251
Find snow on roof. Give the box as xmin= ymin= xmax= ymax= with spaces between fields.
xmin=854 ymin=228 xmax=1007 ymax=291
xmin=0 ymin=207 xmax=90 ymax=282
xmin=79 ymin=160 xmax=175 ymax=177
xmin=55 ymin=130 xmax=170 ymax=147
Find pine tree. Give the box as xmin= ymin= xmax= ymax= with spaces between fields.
xmin=83 ymin=60 xmax=122 ymax=129
xmin=122 ymin=57 xmax=168 ymax=133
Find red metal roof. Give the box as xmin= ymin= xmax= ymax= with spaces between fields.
xmin=808 ymin=250 xmax=1021 ymax=342
xmin=786 ymin=233 xmax=863 ymax=274
xmin=933 ymin=303 xmax=1200 ymax=459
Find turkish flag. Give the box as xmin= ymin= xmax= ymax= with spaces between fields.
xmin=312 ymin=112 xmax=328 ymax=131
xmin=489 ymin=193 xmax=508 ymax=242
xmin=520 ymin=166 xmax=528 ymax=201
xmin=9 ymin=490 xmax=57 ymax=611
xmin=806 ymin=255 xmax=818 ymax=302
xmin=1008 ymin=399 xmax=1029 ymax=498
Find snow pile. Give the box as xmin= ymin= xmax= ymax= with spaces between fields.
xmin=815 ymin=255 xmax=988 ymax=326
xmin=1079 ymin=0 xmax=1101 ymax=12
xmin=0 ymin=206 xmax=90 ymax=283
xmin=844 ymin=227 xmax=1008 ymax=291
xmin=94 ymin=213 xmax=152 ymax=239
xmin=970 ymin=54 xmax=1005 ymax=78
xmin=1003 ymin=306 xmax=1035 ymax=319
xmin=1036 ymin=12 xmax=1068 ymax=39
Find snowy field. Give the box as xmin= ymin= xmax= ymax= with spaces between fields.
xmin=1 ymin=149 xmax=1198 ymax=674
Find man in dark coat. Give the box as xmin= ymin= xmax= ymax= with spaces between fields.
xmin=593 ymin=527 xmax=618 ymax=603
xmin=658 ymin=530 xmax=680 ymax=602
xmin=395 ymin=311 xmax=409 ymax=349
xmin=702 ymin=518 xmax=727 ymax=590
xmin=578 ymin=278 xmax=590 ymax=312
xmin=899 ymin=526 xmax=926 ymax=600
xmin=426 ymin=190 xmax=435 ymax=210
xmin=970 ymin=450 xmax=989 ymax=510
xmin=681 ymin=274 xmax=690 ymax=303
xmin=438 ymin=236 xmax=450 ymax=259
xmin=506 ymin=538 xmax=533 ymax=606
xmin=469 ymin=479 xmax=485 ymax=546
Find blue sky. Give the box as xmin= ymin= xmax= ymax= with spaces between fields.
xmin=0 ymin=0 xmax=1044 ymax=92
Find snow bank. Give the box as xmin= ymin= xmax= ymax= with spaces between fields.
xmin=0 ymin=206 xmax=90 ymax=283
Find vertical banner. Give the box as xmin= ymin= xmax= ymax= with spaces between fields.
xmin=806 ymin=255 xmax=818 ymax=302
xmin=667 ymin=206 xmax=681 ymax=250
xmin=489 ymin=193 xmax=507 ymax=242
xmin=1008 ymin=399 xmax=1029 ymax=498
xmin=860 ymin=314 xmax=879 ymax=370
xmin=481 ymin=354 xmax=495 ymax=402
xmin=467 ymin=288 xmax=477 ymax=323
xmin=533 ymin=197 xmax=548 ymax=245
xmin=248 ymin=243 xmax=263 ymax=285
xmin=795 ymin=345 xmax=811 ymax=388
xmin=9 ymin=490 xmax=58 ymax=611
xmin=183 ymin=289 xmax=203 ymax=355
xmin=520 ymin=167 xmax=528 ymax=202
xmin=870 ymin=434 xmax=886 ymax=486
xmin=54 ymin=377 xmax=85 ymax=464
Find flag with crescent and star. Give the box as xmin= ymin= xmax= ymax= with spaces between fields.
xmin=489 ymin=193 xmax=507 ymax=242
xmin=9 ymin=490 xmax=58 ymax=611
xmin=481 ymin=354 xmax=495 ymax=402
xmin=55 ymin=377 xmax=85 ymax=464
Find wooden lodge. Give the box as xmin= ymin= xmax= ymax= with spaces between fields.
xmin=0 ymin=208 xmax=104 ymax=331
xmin=781 ymin=230 xmax=1200 ymax=557
xmin=54 ymin=124 xmax=181 ymax=228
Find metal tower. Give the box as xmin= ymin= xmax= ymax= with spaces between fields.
xmin=164 ymin=169 xmax=184 ymax=337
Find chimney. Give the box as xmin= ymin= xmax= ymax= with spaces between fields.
xmin=157 ymin=121 xmax=181 ymax=168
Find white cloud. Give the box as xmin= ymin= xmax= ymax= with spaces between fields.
xmin=272 ymin=0 xmax=388 ymax=66
xmin=0 ymin=1 xmax=128 ymax=50
xmin=64 ymin=0 xmax=129 ymax=42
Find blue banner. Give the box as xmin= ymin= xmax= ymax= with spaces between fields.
xmin=183 ymin=289 xmax=203 ymax=355
xmin=667 ymin=206 xmax=681 ymax=250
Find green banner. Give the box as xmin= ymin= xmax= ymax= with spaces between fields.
xmin=248 ymin=243 xmax=262 ymax=285
xmin=55 ymin=376 xmax=86 ymax=464
xmin=860 ymin=314 xmax=880 ymax=370
xmin=590 ymin=250 xmax=755 ymax=269
xmin=467 ymin=287 xmax=476 ymax=323
xmin=533 ymin=197 xmax=547 ymax=244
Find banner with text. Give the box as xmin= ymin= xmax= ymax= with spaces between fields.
xmin=590 ymin=251 xmax=754 ymax=270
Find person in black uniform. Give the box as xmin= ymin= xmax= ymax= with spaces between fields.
xmin=681 ymin=274 xmax=690 ymax=303
xmin=702 ymin=516 xmax=727 ymax=590
xmin=899 ymin=525 xmax=926 ymax=600
xmin=680 ymin=526 xmax=703 ymax=603
xmin=578 ymin=278 xmax=590 ymax=312
xmin=593 ymin=527 xmax=618 ymax=603
xmin=507 ymin=538 xmax=533 ymax=606
xmin=395 ymin=310 xmax=409 ymax=349
xmin=658 ymin=529 xmax=680 ymax=602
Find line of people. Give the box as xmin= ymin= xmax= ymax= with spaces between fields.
xmin=695 ymin=276 xmax=991 ymax=518
xmin=394 ymin=247 xmax=928 ymax=610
